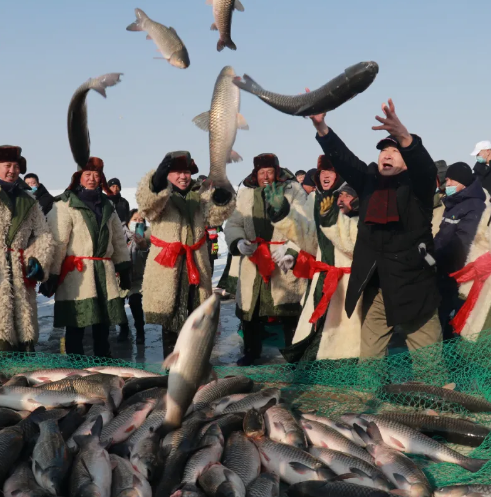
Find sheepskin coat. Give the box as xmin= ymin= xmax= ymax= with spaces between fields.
xmin=47 ymin=190 xmax=131 ymax=328
xmin=224 ymin=180 xmax=307 ymax=321
xmin=136 ymin=172 xmax=236 ymax=327
xmin=0 ymin=186 xmax=53 ymax=347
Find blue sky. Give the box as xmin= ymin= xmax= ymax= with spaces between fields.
xmin=1 ymin=0 xmax=489 ymax=190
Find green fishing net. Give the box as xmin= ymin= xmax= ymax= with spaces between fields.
xmin=3 ymin=331 xmax=491 ymax=487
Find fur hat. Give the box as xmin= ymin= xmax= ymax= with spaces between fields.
xmin=317 ymin=155 xmax=335 ymax=171
xmin=67 ymin=157 xmax=112 ymax=195
xmin=0 ymin=146 xmax=26 ymax=174
xmin=165 ymin=151 xmax=199 ymax=174
xmin=251 ymin=153 xmax=281 ymax=185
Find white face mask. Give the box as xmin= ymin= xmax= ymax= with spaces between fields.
xmin=129 ymin=221 xmax=137 ymax=232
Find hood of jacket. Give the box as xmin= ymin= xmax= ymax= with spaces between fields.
xmin=443 ymin=178 xmax=486 ymax=209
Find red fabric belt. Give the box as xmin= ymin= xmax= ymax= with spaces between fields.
xmin=151 ymin=234 xmax=206 ymax=286
xmin=293 ymin=250 xmax=351 ymax=325
xmin=59 ymin=255 xmax=111 ymax=286
xmin=248 ymin=238 xmax=285 ymax=284
xmin=450 ymin=252 xmax=491 ymax=335
xmin=7 ymin=248 xmax=37 ymax=289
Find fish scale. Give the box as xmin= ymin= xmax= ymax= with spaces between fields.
xmin=287 ymin=481 xmax=393 ymax=497
xmin=246 ymin=473 xmax=280 ymax=497
xmin=3 ymin=461 xmax=52 ymax=497
xmin=110 ymin=453 xmax=152 ymax=497
xmin=222 ymin=431 xmax=261 ymax=487
xmin=265 ymin=406 xmax=307 ymax=449
xmin=210 ymin=0 xmax=244 ymax=52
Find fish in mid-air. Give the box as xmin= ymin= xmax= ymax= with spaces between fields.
xmin=206 ymin=0 xmax=245 ymax=52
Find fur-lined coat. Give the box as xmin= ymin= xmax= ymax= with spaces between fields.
xmin=136 ymin=172 xmax=236 ymax=327
xmin=47 ymin=191 xmax=131 ymax=328
xmin=0 ymin=186 xmax=53 ymax=347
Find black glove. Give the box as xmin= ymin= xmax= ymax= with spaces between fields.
xmin=152 ymin=156 xmax=172 ymax=193
xmin=212 ymin=188 xmax=233 ymax=206
xmin=26 ymin=257 xmax=44 ymax=282
xmin=39 ymin=274 xmax=59 ymax=298
xmin=119 ymin=269 xmax=132 ymax=291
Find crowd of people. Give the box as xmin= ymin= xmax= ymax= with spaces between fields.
xmin=2 ymin=99 xmax=491 ymax=364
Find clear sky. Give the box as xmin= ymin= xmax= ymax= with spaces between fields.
xmin=1 ymin=0 xmax=489 ymax=190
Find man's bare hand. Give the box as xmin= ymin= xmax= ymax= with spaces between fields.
xmin=372 ymin=98 xmax=412 ymax=148
xmin=305 ymin=88 xmax=329 ymax=136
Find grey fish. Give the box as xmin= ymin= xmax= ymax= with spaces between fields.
xmin=119 ymin=387 xmax=166 ymax=411
xmin=199 ymin=412 xmax=245 ymax=440
xmin=435 ymin=484 xmax=491 ymax=497
xmin=67 ymin=404 xmax=114 ymax=451
xmin=308 ymin=447 xmax=391 ymax=491
xmin=198 ymin=462 xmax=246 ymax=497
xmin=209 ymin=393 xmax=249 ymax=414
xmin=126 ymin=8 xmax=190 ymax=69
xmin=252 ymin=436 xmax=336 ymax=485
xmin=122 ymin=376 xmax=168 ymax=399
xmin=67 ymin=73 xmax=123 ymax=169
xmin=222 ymin=388 xmax=280 ymax=414
xmin=0 ymin=406 xmax=28 ymax=427
xmin=300 ymin=413 xmax=365 ymax=446
xmin=171 ymin=483 xmax=206 ymax=497
xmin=287 ymin=481 xmax=392 ymax=497
xmin=265 ymin=405 xmax=307 ymax=449
xmin=246 ymin=473 xmax=279 ymax=497
xmin=59 ymin=405 xmax=90 ymax=441
xmin=3 ymin=461 xmax=52 ymax=497
xmin=13 ymin=368 xmax=94 ymax=386
xmin=182 ymin=423 xmax=224 ymax=484
xmin=343 ymin=413 xmax=488 ymax=473
xmin=110 ymin=454 xmax=152 ymax=497
xmin=208 ymin=0 xmax=245 ymax=52
xmin=32 ymin=419 xmax=72 ymax=495
xmin=222 ymin=431 xmax=261 ymax=487
xmin=233 ymin=61 xmax=379 ymax=117
xmin=85 ymin=366 xmax=161 ymax=379
xmin=4 ymin=375 xmax=30 ymax=387
xmin=163 ymin=295 xmax=221 ymax=431
xmin=0 ymin=424 xmax=25 ymax=484
xmin=299 ymin=418 xmax=374 ymax=465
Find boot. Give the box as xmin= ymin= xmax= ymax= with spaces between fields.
xmin=162 ymin=328 xmax=177 ymax=360
xmin=117 ymin=323 xmax=131 ymax=343
xmin=136 ymin=324 xmax=145 ymax=345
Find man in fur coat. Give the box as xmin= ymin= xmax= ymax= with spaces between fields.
xmin=0 ymin=146 xmax=54 ymax=351
xmin=136 ymin=151 xmax=236 ymax=358
xmin=224 ymin=153 xmax=307 ymax=366
xmin=40 ymin=157 xmax=131 ymax=358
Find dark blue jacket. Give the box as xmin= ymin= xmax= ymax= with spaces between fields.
xmin=434 ymin=179 xmax=486 ymax=275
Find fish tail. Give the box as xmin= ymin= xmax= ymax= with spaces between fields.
xmin=233 ymin=74 xmax=262 ymax=96
xmin=201 ymin=175 xmax=234 ymax=195
xmin=217 ymin=38 xmax=236 ymax=52
xmin=460 ymin=457 xmax=489 ymax=473
xmin=90 ymin=73 xmax=123 ymax=98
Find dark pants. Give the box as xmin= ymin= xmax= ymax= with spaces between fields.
xmin=65 ymin=324 xmax=111 ymax=357
xmin=129 ymin=293 xmax=145 ymax=331
xmin=438 ymin=275 xmax=463 ymax=341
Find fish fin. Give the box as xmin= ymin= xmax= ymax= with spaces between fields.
xmin=393 ymin=474 xmax=410 ymax=487
xmin=91 ymin=415 xmax=104 ymax=438
xmin=227 ymin=151 xmax=242 ymax=163
xmin=233 ymin=74 xmax=262 ymax=95
xmin=125 ymin=425 xmax=136 ymax=433
xmin=259 ymin=448 xmax=270 ymax=462
xmin=133 ymin=474 xmax=143 ymax=486
xmin=211 ymin=368 xmax=219 ymax=384
xmin=146 ymin=34 xmax=152 ymax=40
xmin=80 ymin=456 xmax=95 ymax=481
xmin=210 ymin=23 xmax=218 ymax=31
xmin=389 ymin=436 xmax=406 ymax=450
xmin=330 ymin=473 xmax=360 ymax=482
xmin=259 ymin=399 xmax=277 ymax=413
xmin=366 ymin=422 xmax=384 ymax=444
xmin=217 ymin=39 xmax=236 ymax=52
xmin=443 ymin=383 xmax=456 ymax=390
xmin=293 ymin=103 xmax=313 ymax=116
xmin=237 ymin=113 xmax=249 ymax=130
xmin=90 ymin=73 xmax=123 ymax=98
xmin=162 ymin=352 xmax=180 ymax=370
xmin=126 ymin=22 xmax=143 ymax=32
xmin=289 ymin=462 xmax=314 ymax=475
xmin=234 ymin=0 xmax=245 ymax=11
xmin=349 ymin=467 xmax=371 ymax=479
xmin=168 ymin=27 xmax=178 ymax=35
xmin=424 ymin=409 xmax=439 ymax=416
xmin=460 ymin=458 xmax=489 ymax=473
xmin=192 ymin=111 xmax=211 ymax=131
xmin=110 ymin=458 xmax=118 ymax=470
xmin=11 ymin=491 xmax=23 ymax=497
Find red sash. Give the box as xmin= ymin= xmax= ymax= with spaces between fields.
xmin=59 ymin=255 xmax=111 ymax=286
xmin=7 ymin=248 xmax=37 ymax=288
xmin=249 ymin=238 xmax=286 ymax=284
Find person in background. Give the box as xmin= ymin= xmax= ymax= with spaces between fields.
xmin=336 ymin=184 xmax=359 ymax=216
xmin=434 ymin=162 xmax=486 ymax=339
xmin=432 ymin=160 xmax=449 ymax=238
xmin=295 ymin=170 xmax=306 ymax=184
xmin=471 ymin=141 xmax=491 ymax=195
xmin=301 ymin=168 xmax=317 ymax=195
xmin=107 ymin=177 xmax=130 ymax=223
xmin=24 ymin=173 xmax=55 ymax=216
xmin=119 ymin=209 xmax=150 ymax=345
xmin=0 ymin=146 xmax=54 ymax=351
xmin=40 ymin=157 xmax=132 ymax=358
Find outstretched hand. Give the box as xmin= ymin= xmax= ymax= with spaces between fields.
xmin=264 ymin=182 xmax=286 ymax=212
xmin=372 ymin=98 xmax=412 ymax=148
xmin=304 ymin=88 xmax=329 ymax=136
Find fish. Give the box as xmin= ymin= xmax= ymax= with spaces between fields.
xmin=0 ymin=406 xmax=28 ymax=428
xmin=12 ymin=368 xmax=94 ymax=386
xmin=163 ymin=294 xmax=221 ymax=431
xmin=59 ymin=405 xmax=90 ymax=440
xmin=299 ymin=418 xmax=374 ymax=465
xmin=3 ymin=461 xmax=52 ymax=497
xmin=287 ymin=481 xmax=393 ymax=497
xmin=186 ymin=376 xmax=253 ymax=414
xmin=122 ymin=376 xmax=169 ymax=399
xmin=199 ymin=412 xmax=245 ymax=440
xmin=434 ymin=484 xmax=491 ymax=497
xmin=0 ymin=424 xmax=25 ymax=485
xmin=170 ymin=483 xmax=206 ymax=497
xmin=246 ymin=473 xmax=280 ymax=497
xmin=233 ymin=61 xmax=379 ymax=117
xmin=300 ymin=413 xmax=365 ymax=446
xmin=126 ymin=8 xmax=190 ymax=69
xmin=222 ymin=431 xmax=261 ymax=486
xmin=207 ymin=0 xmax=245 ymax=52
xmin=265 ymin=405 xmax=307 ymax=449
xmin=222 ymin=388 xmax=280 ymax=414
xmin=353 ymin=422 xmax=432 ymax=497
xmin=251 ymin=436 xmax=336 ymax=485
xmin=110 ymin=453 xmax=152 ymax=497
xmin=209 ymin=393 xmax=250 ymax=414
xmin=69 ymin=415 xmax=113 ymax=497
xmin=67 ymin=73 xmax=123 ymax=169
xmin=198 ymin=462 xmax=246 ymax=497
xmin=119 ymin=387 xmax=167 ymax=411
xmin=308 ymin=447 xmax=391 ymax=491
xmin=182 ymin=423 xmax=224 ymax=484
xmin=4 ymin=376 xmax=30 ymax=387
xmin=243 ymin=408 xmax=266 ymax=439
xmin=67 ymin=403 xmax=114 ymax=451
xmin=85 ymin=366 xmax=161 ymax=379
xmin=342 ymin=413 xmax=488 ymax=473
xmin=31 ymin=418 xmax=72 ymax=495
xmin=377 ymin=411 xmax=491 ymax=447
xmin=193 ymin=66 xmax=247 ymax=194
xmin=379 ymin=382 xmax=491 ymax=413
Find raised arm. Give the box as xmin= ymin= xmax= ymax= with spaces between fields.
xmin=136 ymin=169 xmax=173 ymax=223
xmin=200 ymin=186 xmax=236 ymax=228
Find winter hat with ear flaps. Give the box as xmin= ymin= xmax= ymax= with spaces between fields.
xmin=0 ymin=146 xmax=27 ymax=174
xmin=67 ymin=157 xmax=112 ymax=195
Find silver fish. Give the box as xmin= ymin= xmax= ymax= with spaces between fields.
xmin=222 ymin=431 xmax=261 ymax=487
xmin=67 ymin=404 xmax=114 ymax=451
xmin=110 ymin=454 xmax=152 ymax=497
xmin=209 ymin=394 xmax=249 ymax=415
xmin=199 ymin=412 xmax=245 ymax=440
xmin=67 ymin=73 xmax=123 ymax=169
xmin=265 ymin=406 xmax=307 ymax=449
xmin=198 ymin=462 xmax=246 ymax=497
xmin=233 ymin=62 xmax=379 ymax=117
xmin=246 ymin=473 xmax=279 ymax=497
xmin=0 ymin=407 xmax=29 ymax=427
xmin=126 ymin=8 xmax=190 ymax=69
xmin=435 ymin=485 xmax=491 ymax=497
xmin=208 ymin=0 xmax=245 ymax=52
xmin=3 ymin=461 xmax=52 ymax=497
xmin=0 ymin=425 xmax=25 ymax=484
xmin=170 ymin=483 xmax=206 ymax=497
xmin=85 ymin=366 xmax=160 ymax=379
xmin=222 ymin=388 xmax=280 ymax=414
xmin=119 ymin=387 xmax=166 ymax=411
xmin=300 ymin=413 xmax=365 ymax=446
xmin=12 ymin=368 xmax=94 ymax=386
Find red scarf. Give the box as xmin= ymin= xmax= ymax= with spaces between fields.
xmin=249 ymin=238 xmax=285 ymax=284
xmin=365 ymin=177 xmax=399 ymax=225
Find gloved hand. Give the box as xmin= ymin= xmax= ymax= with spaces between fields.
xmin=237 ymin=239 xmax=257 ymax=256
xmin=212 ymin=187 xmax=233 ymax=206
xmin=152 ymin=155 xmax=173 ymax=193
xmin=272 ymin=244 xmax=288 ymax=264
xmin=119 ymin=269 xmax=132 ymax=291
xmin=264 ymin=182 xmax=286 ymax=212
xmin=278 ymin=255 xmax=295 ymax=274
xmin=26 ymin=257 xmax=44 ymax=282
xmin=39 ymin=274 xmax=59 ymax=298
xmin=319 ymin=195 xmax=335 ymax=216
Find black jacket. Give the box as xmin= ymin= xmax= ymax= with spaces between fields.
xmin=108 ymin=193 xmax=130 ymax=223
xmin=473 ymin=161 xmax=491 ymax=195
xmin=434 ymin=179 xmax=486 ymax=275
xmin=33 ymin=184 xmax=55 ymax=215
xmin=317 ymin=130 xmax=440 ymax=327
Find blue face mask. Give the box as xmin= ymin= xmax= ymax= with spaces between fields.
xmin=476 ymin=156 xmax=487 ymax=164
xmin=30 ymin=186 xmax=38 ymax=192
xmin=446 ymin=186 xmax=457 ymax=196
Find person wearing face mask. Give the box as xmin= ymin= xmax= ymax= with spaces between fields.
xmin=433 ymin=162 xmax=486 ymax=339
xmin=0 ymin=146 xmax=54 ymax=352
xmin=224 ymin=154 xmax=307 ymax=366
xmin=24 ymin=173 xmax=55 ymax=216
xmin=136 ymin=151 xmax=235 ymax=358
xmin=432 ymin=160 xmax=448 ymax=237
xmin=40 ymin=157 xmax=132 ymax=358
xmin=309 ymin=98 xmax=442 ymax=359
xmin=471 ymin=141 xmax=491 ymax=195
